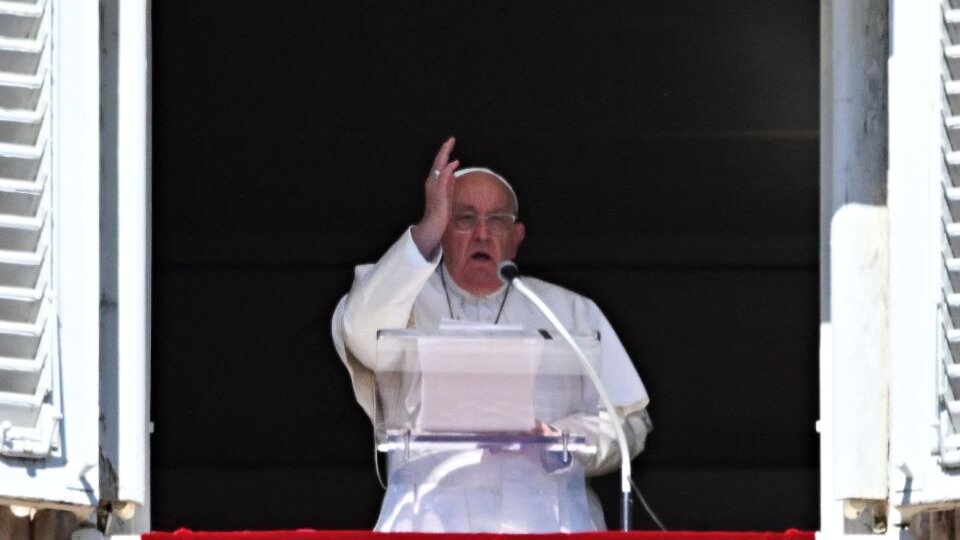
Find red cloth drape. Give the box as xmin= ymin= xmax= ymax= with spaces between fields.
xmin=145 ymin=529 xmax=815 ymax=540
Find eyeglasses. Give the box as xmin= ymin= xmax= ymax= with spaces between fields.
xmin=451 ymin=212 xmax=517 ymax=234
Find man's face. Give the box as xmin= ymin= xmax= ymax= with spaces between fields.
xmin=441 ymin=172 xmax=525 ymax=296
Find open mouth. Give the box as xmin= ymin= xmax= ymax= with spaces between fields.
xmin=470 ymin=252 xmax=493 ymax=262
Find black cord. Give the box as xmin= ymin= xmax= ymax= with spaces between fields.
xmin=629 ymin=476 xmax=667 ymax=531
xmin=439 ymin=261 xmax=455 ymax=320
xmin=494 ymin=281 xmax=512 ymax=323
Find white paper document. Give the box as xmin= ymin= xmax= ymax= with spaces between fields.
xmin=416 ymin=323 xmax=543 ymax=432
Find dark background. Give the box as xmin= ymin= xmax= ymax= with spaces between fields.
xmin=151 ymin=1 xmax=819 ymax=532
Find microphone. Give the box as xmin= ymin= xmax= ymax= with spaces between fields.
xmin=498 ymin=260 xmax=520 ymax=282
xmin=502 ymin=260 xmax=635 ymax=530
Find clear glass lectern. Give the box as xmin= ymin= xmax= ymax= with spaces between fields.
xmin=372 ymin=327 xmax=604 ymax=533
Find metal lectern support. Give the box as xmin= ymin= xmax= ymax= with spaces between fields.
xmin=621 ymin=491 xmax=632 ymax=531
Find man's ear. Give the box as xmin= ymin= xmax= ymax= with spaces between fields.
xmin=512 ymin=222 xmax=526 ymax=252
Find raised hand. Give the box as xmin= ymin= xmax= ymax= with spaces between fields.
xmin=413 ymin=137 xmax=459 ymax=258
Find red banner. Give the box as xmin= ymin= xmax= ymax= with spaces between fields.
xmin=145 ymin=529 xmax=815 ymax=540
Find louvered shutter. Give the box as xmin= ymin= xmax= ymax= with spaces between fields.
xmin=0 ymin=0 xmax=58 ymax=459
xmin=940 ymin=0 xmax=960 ymax=468
xmin=939 ymin=3 xmax=955 ymax=466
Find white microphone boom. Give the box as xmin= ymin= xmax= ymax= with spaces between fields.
xmin=498 ymin=261 xmax=633 ymax=531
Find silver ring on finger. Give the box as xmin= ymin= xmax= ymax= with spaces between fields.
xmin=433 ymin=169 xmax=441 ymax=179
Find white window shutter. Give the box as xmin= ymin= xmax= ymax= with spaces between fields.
xmin=0 ymin=0 xmax=103 ymax=515
xmin=0 ymin=0 xmax=59 ymax=460
xmin=939 ymin=1 xmax=957 ymax=465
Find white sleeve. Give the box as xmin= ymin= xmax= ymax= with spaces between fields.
xmin=338 ymin=227 xmax=441 ymax=368
xmin=550 ymin=404 xmax=653 ymax=477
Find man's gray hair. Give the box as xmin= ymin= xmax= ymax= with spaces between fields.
xmin=454 ymin=167 xmax=519 ymax=215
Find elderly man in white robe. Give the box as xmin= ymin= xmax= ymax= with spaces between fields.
xmin=331 ymin=137 xmax=651 ymax=533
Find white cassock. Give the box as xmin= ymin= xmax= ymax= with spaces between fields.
xmin=331 ymin=228 xmax=651 ymax=533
